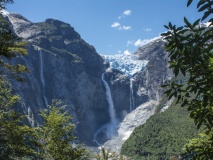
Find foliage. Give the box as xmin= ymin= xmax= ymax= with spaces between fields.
xmin=94 ymin=146 xmax=130 ymax=160
xmin=183 ymin=132 xmax=213 ymax=159
xmin=161 ymin=0 xmax=213 ymax=159
xmin=35 ymin=100 xmax=87 ymax=160
xmin=121 ymin=102 xmax=198 ymax=160
xmin=0 ymin=77 xmax=36 ymax=159
xmin=0 ymin=13 xmax=28 ymax=81
xmin=0 ymin=0 xmax=13 ymax=10
xmin=50 ymin=46 xmax=83 ymax=63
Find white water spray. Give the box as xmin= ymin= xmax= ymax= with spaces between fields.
xmin=93 ymin=73 xmax=118 ymax=145
xmin=27 ymin=107 xmax=35 ymax=127
xmin=129 ymin=78 xmax=135 ymax=111
xmin=39 ymin=50 xmax=48 ymax=107
xmin=101 ymin=73 xmax=117 ymax=126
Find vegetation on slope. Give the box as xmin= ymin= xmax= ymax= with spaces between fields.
xmin=121 ymin=102 xmax=199 ymax=160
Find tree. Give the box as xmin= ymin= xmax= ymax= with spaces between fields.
xmin=161 ymin=0 xmax=213 ymax=159
xmin=94 ymin=146 xmax=130 ymax=160
xmin=0 ymin=0 xmax=13 ymax=10
xmin=0 ymin=76 xmax=37 ymax=159
xmin=35 ymin=100 xmax=88 ymax=160
xmin=0 ymin=1 xmax=28 ymax=82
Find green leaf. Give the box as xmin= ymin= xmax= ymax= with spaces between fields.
xmin=187 ymin=0 xmax=193 ymax=7
xmin=184 ymin=17 xmax=193 ymax=29
xmin=168 ymin=22 xmax=173 ymax=29
xmin=198 ymin=1 xmax=213 ymax=12
xmin=164 ymin=25 xmax=169 ymax=29
xmin=201 ymin=9 xmax=213 ymax=21
xmin=161 ymin=84 xmax=168 ymax=88
xmin=193 ymin=19 xmax=201 ymax=27
xmin=197 ymin=0 xmax=207 ymax=8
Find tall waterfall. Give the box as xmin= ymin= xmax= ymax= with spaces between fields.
xmin=129 ymin=78 xmax=135 ymax=111
xmin=93 ymin=73 xmax=117 ymax=145
xmin=39 ymin=50 xmax=48 ymax=107
xmin=101 ymin=73 xmax=117 ymax=126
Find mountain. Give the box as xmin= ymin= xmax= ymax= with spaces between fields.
xmin=2 ymin=11 xmax=173 ymax=149
xmin=2 ymin=11 xmax=109 ymax=144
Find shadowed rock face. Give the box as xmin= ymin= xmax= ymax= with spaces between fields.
xmin=3 ymin=12 xmax=110 ymax=145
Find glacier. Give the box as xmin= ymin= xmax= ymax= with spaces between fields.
xmin=102 ymin=54 xmax=148 ymax=77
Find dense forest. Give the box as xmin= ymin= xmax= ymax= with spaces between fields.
xmin=121 ymin=100 xmax=199 ymax=159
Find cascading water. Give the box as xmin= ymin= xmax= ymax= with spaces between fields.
xmin=101 ymin=73 xmax=117 ymax=126
xmin=22 ymin=102 xmax=35 ymax=127
xmin=93 ymin=72 xmax=118 ymax=145
xmin=27 ymin=107 xmax=35 ymax=127
xmin=129 ymin=78 xmax=135 ymax=112
xmin=39 ymin=50 xmax=48 ymax=107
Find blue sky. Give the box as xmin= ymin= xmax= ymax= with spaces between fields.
xmin=7 ymin=0 xmax=202 ymax=55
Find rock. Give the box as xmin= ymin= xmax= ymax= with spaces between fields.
xmin=3 ymin=12 xmax=108 ymax=145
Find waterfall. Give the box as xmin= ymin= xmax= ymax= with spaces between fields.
xmin=101 ymin=73 xmax=117 ymax=126
xmin=39 ymin=50 xmax=48 ymax=107
xmin=93 ymin=73 xmax=117 ymax=145
xmin=22 ymin=101 xmax=35 ymax=127
xmin=129 ymin=78 xmax=135 ymax=111
xmin=27 ymin=107 xmax=35 ymax=127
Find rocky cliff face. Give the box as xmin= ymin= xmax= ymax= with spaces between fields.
xmin=3 ymin=12 xmax=110 ymax=145
xmin=103 ymin=38 xmax=173 ymax=151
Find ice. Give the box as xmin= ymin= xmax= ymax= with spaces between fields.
xmin=102 ymin=54 xmax=148 ymax=77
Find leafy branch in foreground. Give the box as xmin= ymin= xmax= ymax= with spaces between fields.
xmin=162 ymin=0 xmax=213 ymax=159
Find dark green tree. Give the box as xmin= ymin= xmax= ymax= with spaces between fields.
xmin=0 ymin=76 xmax=37 ymax=159
xmin=35 ymin=100 xmax=88 ymax=160
xmin=161 ymin=0 xmax=213 ymax=159
xmin=0 ymin=0 xmax=28 ymax=82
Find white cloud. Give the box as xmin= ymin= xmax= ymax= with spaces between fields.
xmin=124 ymin=50 xmax=131 ymax=55
xmin=122 ymin=26 xmax=132 ymax=30
xmin=118 ymin=50 xmax=122 ymax=53
xmin=145 ymin=28 xmax=152 ymax=32
xmin=123 ymin=10 xmax=132 ymax=16
xmin=111 ymin=22 xmax=132 ymax=31
xmin=111 ymin=22 xmax=121 ymax=28
xmin=134 ymin=39 xmax=150 ymax=47
xmin=118 ymin=26 xmax=132 ymax=31
xmin=127 ymin=40 xmax=133 ymax=46
xmin=118 ymin=10 xmax=132 ymax=19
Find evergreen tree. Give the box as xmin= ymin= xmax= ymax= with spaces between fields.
xmin=35 ymin=100 xmax=88 ymax=160
xmin=0 ymin=76 xmax=36 ymax=159
xmin=162 ymin=0 xmax=213 ymax=159
xmin=0 ymin=0 xmax=28 ymax=82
